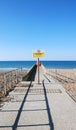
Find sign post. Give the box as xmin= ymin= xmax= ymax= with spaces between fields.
xmin=37 ymin=57 xmax=40 ymax=84
xmin=33 ymin=50 xmax=45 ymax=84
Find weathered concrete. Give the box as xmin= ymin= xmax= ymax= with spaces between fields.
xmin=0 ymin=66 xmax=76 ymax=130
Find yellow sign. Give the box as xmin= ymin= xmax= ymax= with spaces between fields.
xmin=33 ymin=51 xmax=45 ymax=58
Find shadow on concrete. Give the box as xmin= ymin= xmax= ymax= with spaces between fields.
xmin=0 ymin=123 xmax=49 ymax=129
xmin=22 ymin=64 xmax=37 ymax=81
xmin=16 ymin=123 xmax=49 ymax=128
xmin=12 ymin=82 xmax=32 ymax=130
xmin=0 ymin=99 xmax=45 ymax=103
xmin=44 ymin=75 xmax=51 ymax=82
xmin=0 ymin=109 xmax=47 ymax=113
xmin=42 ymin=80 xmax=54 ymax=130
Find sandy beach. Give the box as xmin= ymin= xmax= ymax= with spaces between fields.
xmin=47 ymin=69 xmax=76 ymax=102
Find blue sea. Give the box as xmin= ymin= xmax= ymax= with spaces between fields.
xmin=0 ymin=61 xmax=76 ymax=70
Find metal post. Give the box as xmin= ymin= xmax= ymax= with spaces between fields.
xmin=38 ymin=58 xmax=40 ymax=84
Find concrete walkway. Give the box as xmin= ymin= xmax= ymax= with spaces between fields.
xmin=0 ymin=67 xmax=76 ymax=130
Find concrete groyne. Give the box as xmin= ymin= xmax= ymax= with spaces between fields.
xmin=22 ymin=64 xmax=37 ymax=81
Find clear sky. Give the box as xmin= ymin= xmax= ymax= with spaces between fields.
xmin=0 ymin=0 xmax=76 ymax=61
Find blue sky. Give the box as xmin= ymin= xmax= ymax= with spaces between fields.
xmin=0 ymin=0 xmax=76 ymax=60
